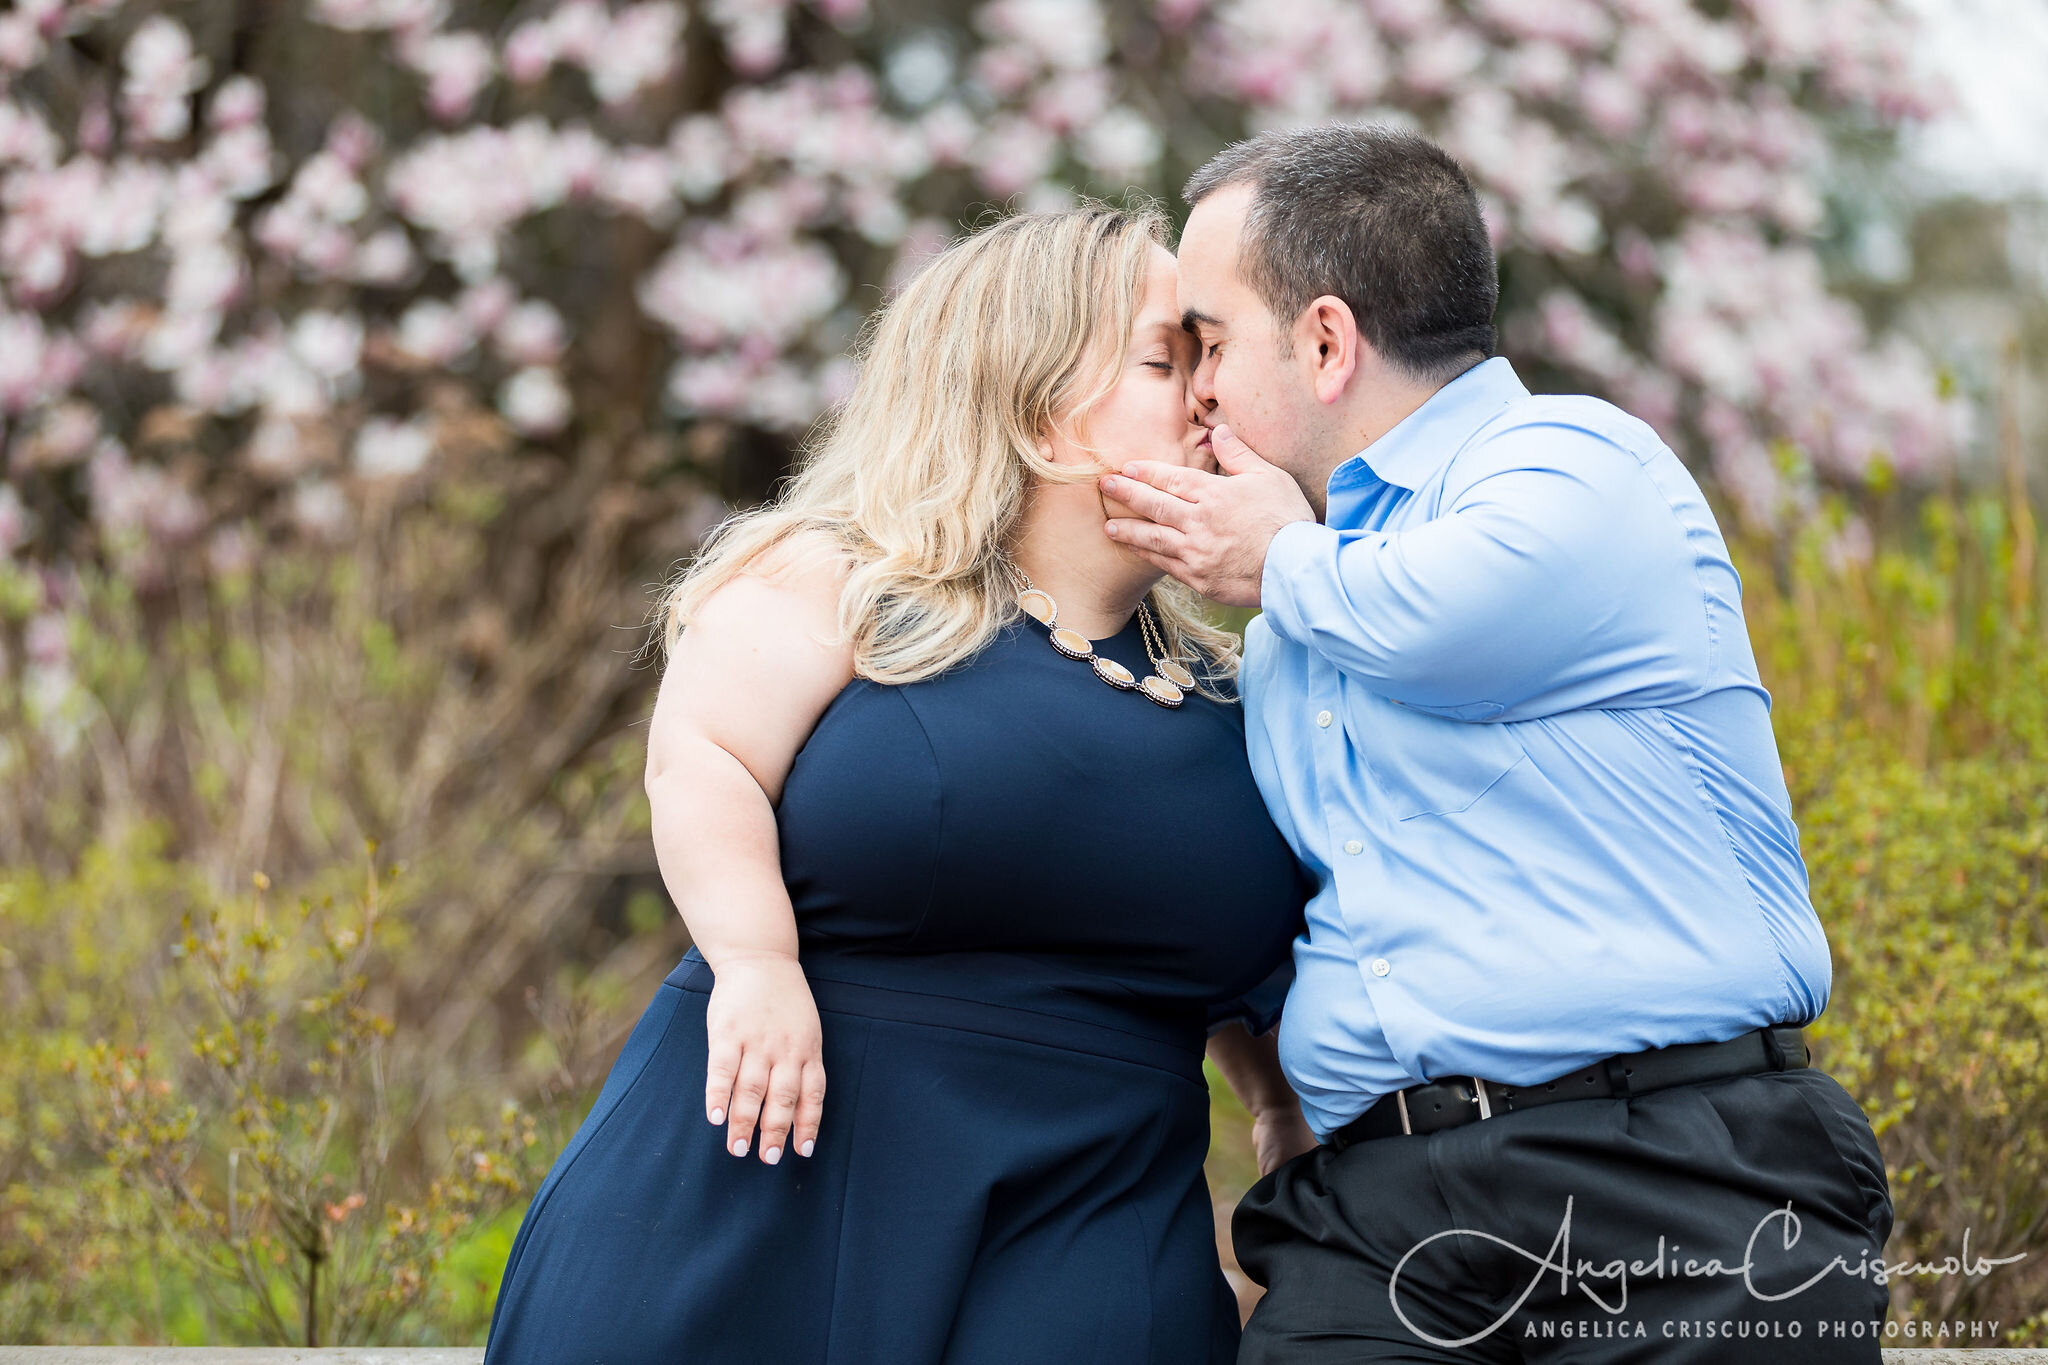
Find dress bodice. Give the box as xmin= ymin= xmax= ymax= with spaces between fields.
xmin=774 ymin=609 xmax=1312 ymax=1023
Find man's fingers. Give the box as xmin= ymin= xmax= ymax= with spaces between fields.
xmin=1104 ymin=517 xmax=1187 ymax=558
xmin=1115 ymin=459 xmax=1204 ymax=500
xmin=1100 ymin=471 xmax=1195 ymax=528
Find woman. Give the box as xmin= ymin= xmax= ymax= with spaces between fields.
xmin=484 ymin=204 xmax=1315 ymax=1365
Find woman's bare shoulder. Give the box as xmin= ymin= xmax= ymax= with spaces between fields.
xmin=650 ymin=530 xmax=860 ymax=791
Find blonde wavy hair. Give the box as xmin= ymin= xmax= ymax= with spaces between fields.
xmin=646 ymin=202 xmax=1242 ymax=699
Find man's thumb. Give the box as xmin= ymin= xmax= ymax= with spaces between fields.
xmin=1212 ymin=423 xmax=1263 ymax=472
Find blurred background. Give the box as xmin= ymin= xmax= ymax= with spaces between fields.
xmin=1 ymin=0 xmax=2044 ymax=1348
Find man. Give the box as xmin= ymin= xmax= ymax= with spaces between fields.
xmin=1102 ymin=125 xmax=1895 ymax=1362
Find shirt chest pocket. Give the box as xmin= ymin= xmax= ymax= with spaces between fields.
xmin=1354 ymin=696 xmax=1527 ymax=820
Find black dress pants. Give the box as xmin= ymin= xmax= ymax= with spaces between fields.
xmin=1234 ymin=1067 xmax=1894 ymax=1363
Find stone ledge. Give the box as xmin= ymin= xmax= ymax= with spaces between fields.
xmin=8 ymin=1351 xmax=2047 ymax=1362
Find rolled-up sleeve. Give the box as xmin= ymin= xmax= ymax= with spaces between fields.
xmin=1258 ymin=425 xmax=1710 ymax=719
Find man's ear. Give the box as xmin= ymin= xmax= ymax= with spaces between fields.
xmin=1295 ymin=295 xmax=1363 ymax=406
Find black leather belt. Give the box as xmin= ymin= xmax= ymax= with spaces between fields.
xmin=1328 ymin=1025 xmax=1812 ymax=1148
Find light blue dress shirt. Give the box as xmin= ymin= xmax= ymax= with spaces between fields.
xmin=1241 ymin=356 xmax=1832 ymax=1140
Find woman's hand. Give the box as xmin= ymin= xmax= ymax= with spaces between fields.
xmin=703 ymin=951 xmax=826 ymax=1164
xmin=644 ymin=532 xmax=855 ymax=1168
xmin=1205 ymin=1015 xmax=1322 ymax=1178
xmin=1250 ymin=1104 xmax=1320 ymax=1177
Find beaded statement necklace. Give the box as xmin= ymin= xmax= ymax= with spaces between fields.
xmin=1014 ymin=571 xmax=1198 ymax=709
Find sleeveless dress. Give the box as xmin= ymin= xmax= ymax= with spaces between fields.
xmin=484 ymin=608 xmax=1312 ymax=1365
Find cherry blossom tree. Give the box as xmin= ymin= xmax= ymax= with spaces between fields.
xmin=0 ymin=0 xmax=1970 ymax=693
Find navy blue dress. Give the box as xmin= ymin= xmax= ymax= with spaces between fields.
xmin=484 ymin=608 xmax=1311 ymax=1365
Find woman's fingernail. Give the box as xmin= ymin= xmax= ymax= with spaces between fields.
xmin=799 ymin=1139 xmax=815 ymax=1158
xmin=731 ymin=1137 xmax=748 ymax=1157
xmin=709 ymin=1107 xmax=724 ymax=1125
xmin=762 ymin=1145 xmax=782 ymax=1165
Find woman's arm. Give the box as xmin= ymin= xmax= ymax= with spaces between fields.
xmin=1206 ymin=1019 xmax=1320 ymax=1176
xmin=643 ymin=534 xmax=855 ymax=1165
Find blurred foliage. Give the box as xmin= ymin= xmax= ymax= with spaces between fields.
xmin=1745 ymin=486 xmax=2047 ymax=1345
xmin=0 ymin=479 xmax=686 ymax=1343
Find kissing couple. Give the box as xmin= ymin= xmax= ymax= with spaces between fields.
xmin=484 ymin=124 xmax=1895 ymax=1364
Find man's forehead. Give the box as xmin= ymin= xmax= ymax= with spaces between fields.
xmin=1181 ymin=183 xmax=1253 ymax=255
xmin=1176 ymin=185 xmax=1253 ymax=322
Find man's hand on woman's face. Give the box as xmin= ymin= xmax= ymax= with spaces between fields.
xmin=1099 ymin=423 xmax=1315 ymax=608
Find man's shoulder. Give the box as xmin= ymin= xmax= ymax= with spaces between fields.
xmin=1435 ymin=390 xmax=1676 ymax=502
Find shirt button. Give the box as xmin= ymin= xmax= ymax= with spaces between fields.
xmin=1315 ymin=710 xmax=1333 ymax=728
xmin=1343 ymin=839 xmax=1363 ymax=855
xmin=1369 ymin=957 xmax=1391 ymax=977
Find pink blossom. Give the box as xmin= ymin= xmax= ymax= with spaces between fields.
xmin=122 ymin=16 xmax=210 ymax=142
xmin=973 ymin=115 xmax=1058 ymax=197
xmin=353 ymin=414 xmax=435 ymax=477
xmin=499 ymin=366 xmax=571 ymax=435
xmin=1401 ymin=28 xmax=1489 ymax=97
xmin=201 ymin=124 xmax=277 ymax=199
xmin=666 ymin=354 xmax=749 ymax=416
xmin=24 ymin=611 xmax=69 ymax=666
xmin=290 ymin=478 xmax=354 ymax=542
xmin=458 ymin=277 xmax=517 ymax=334
xmin=0 ymin=313 xmax=51 ymax=414
xmin=1499 ymin=43 xmax=1576 ymax=102
xmin=588 ymin=4 xmax=684 ymax=105
xmin=352 ymin=227 xmax=417 ymax=285
xmin=503 ymin=21 xmax=556 ymax=84
xmin=402 ymin=29 xmax=497 ymax=122
xmin=979 ymin=0 xmax=1110 ymax=73
xmin=1578 ymin=68 xmax=1645 ymax=140
xmin=245 ymin=413 xmax=314 ymax=479
xmin=209 ymin=75 xmax=266 ymax=130
xmin=598 ymin=145 xmax=678 ymax=223
xmin=711 ymin=0 xmax=790 ymax=77
xmin=326 ymin=111 xmax=382 ymax=171
xmin=289 ymin=309 xmax=365 ymax=382
xmin=1077 ymin=107 xmax=1161 ymax=183
xmin=206 ymin=522 xmax=256 ymax=577
xmin=0 ymin=484 xmax=30 ymax=556
xmin=494 ymin=301 xmax=567 ymax=367
xmin=638 ymin=235 xmax=845 ymax=351
xmin=395 ymin=298 xmax=474 ymax=366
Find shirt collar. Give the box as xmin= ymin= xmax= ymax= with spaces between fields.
xmin=1331 ymin=356 xmax=1529 ymax=495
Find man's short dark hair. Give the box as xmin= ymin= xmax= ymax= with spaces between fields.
xmin=1183 ymin=125 xmax=1498 ymax=385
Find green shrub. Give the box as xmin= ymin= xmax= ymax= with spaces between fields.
xmin=1747 ymin=493 xmax=2048 ymax=1343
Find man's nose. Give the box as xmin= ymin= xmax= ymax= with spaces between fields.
xmin=1189 ymin=357 xmax=1217 ymax=413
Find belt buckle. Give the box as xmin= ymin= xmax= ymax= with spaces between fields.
xmin=1394 ymin=1077 xmax=1496 ymax=1137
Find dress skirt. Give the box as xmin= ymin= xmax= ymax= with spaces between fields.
xmin=483 ymin=948 xmax=1243 ymax=1365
